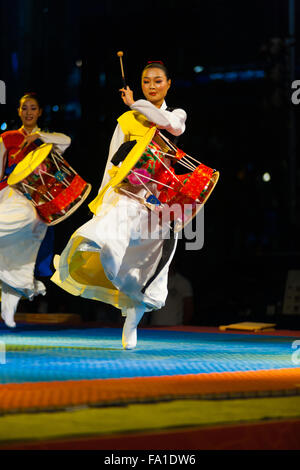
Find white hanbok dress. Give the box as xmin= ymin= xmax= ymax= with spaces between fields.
xmin=52 ymin=100 xmax=187 ymax=316
xmin=0 ymin=127 xmax=71 ymax=324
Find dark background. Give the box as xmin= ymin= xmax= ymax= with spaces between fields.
xmin=1 ymin=0 xmax=300 ymax=328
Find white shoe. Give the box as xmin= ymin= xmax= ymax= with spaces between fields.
xmin=1 ymin=311 xmax=16 ymax=328
xmin=122 ymin=305 xmax=145 ymax=350
xmin=1 ymin=283 xmax=22 ymax=328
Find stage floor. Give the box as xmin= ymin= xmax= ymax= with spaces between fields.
xmin=0 ymin=323 xmax=300 ymax=450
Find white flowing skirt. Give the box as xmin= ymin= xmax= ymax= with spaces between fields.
xmin=0 ymin=186 xmax=47 ymax=300
xmin=53 ymin=188 xmax=178 ymax=312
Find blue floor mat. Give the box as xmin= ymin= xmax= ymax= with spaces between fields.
xmin=0 ymin=325 xmax=299 ymax=384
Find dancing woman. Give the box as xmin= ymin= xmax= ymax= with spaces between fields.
xmin=0 ymin=92 xmax=71 ymax=327
xmin=52 ymin=62 xmax=187 ymax=349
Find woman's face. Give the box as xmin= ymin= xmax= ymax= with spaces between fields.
xmin=18 ymin=98 xmax=42 ymax=129
xmin=141 ymin=67 xmax=171 ymax=107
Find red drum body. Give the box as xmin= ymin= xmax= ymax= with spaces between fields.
xmin=121 ymin=130 xmax=219 ymax=232
xmin=8 ymin=144 xmax=91 ymax=225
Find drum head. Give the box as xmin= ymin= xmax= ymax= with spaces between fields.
xmin=7 ymin=143 xmax=53 ymax=185
xmin=173 ymin=171 xmax=220 ymax=233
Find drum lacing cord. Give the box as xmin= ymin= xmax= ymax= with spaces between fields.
xmin=129 ymin=169 xmax=179 ymax=191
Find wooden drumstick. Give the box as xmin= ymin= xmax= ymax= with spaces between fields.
xmin=117 ymin=51 xmax=127 ymax=89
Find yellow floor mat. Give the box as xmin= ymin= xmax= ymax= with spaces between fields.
xmin=0 ymin=396 xmax=300 ymax=444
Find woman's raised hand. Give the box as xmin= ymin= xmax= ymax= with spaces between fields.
xmin=119 ymin=86 xmax=135 ymax=107
xmin=19 ymin=133 xmax=41 ymax=149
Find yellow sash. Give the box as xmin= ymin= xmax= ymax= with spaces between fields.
xmin=117 ymin=110 xmax=153 ymax=141
xmin=88 ymin=115 xmax=156 ymax=215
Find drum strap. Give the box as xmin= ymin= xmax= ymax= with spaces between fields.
xmin=4 ymin=163 xmax=17 ymax=175
xmin=141 ymin=227 xmax=176 ymax=294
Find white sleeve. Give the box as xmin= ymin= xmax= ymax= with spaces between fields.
xmin=98 ymin=124 xmax=125 ymax=191
xmin=38 ymin=131 xmax=71 ymax=155
xmin=0 ymin=137 xmax=7 ymax=180
xmin=130 ymin=99 xmax=187 ymax=136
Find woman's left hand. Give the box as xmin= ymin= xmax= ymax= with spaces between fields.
xmin=119 ymin=86 xmax=135 ymax=107
xmin=19 ymin=133 xmax=41 ymax=149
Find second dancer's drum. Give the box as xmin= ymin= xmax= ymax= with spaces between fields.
xmin=8 ymin=143 xmax=91 ymax=225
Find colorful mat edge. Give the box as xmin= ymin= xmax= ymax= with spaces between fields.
xmin=0 ymin=368 xmax=300 ymax=413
